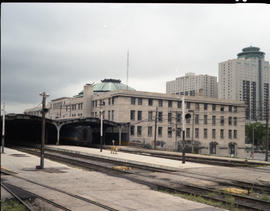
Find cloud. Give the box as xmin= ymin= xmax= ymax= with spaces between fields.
xmin=2 ymin=3 xmax=270 ymax=113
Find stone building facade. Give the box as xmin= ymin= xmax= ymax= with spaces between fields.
xmin=25 ymin=79 xmax=246 ymax=158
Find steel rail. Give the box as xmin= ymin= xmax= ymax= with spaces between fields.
xmin=12 ymin=146 xmax=270 ymax=211
xmin=2 ymin=182 xmax=71 ymax=211
xmin=2 ymin=167 xmax=119 ymax=211
xmin=1 ymin=182 xmax=33 ymax=211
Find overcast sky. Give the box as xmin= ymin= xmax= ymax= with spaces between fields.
xmin=2 ymin=3 xmax=270 ymax=113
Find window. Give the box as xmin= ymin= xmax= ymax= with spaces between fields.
xmin=220 ymin=106 xmax=224 ymax=112
xmin=220 ymin=116 xmax=224 ymax=125
xmin=130 ymin=126 xmax=135 ymax=136
xmin=195 ymin=114 xmax=199 ymax=124
xmin=233 ymin=117 xmax=237 ymax=126
xmin=108 ymin=111 xmax=110 ymax=120
xmin=195 ymin=103 xmax=200 ymax=110
xmin=148 ymin=99 xmax=153 ymax=106
xmin=137 ymin=126 xmax=142 ymax=136
xmin=220 ymin=129 xmax=224 ymax=139
xmin=204 ymin=115 xmax=208 ymax=124
xmin=177 ymin=101 xmax=182 ymax=108
xmin=212 ymin=104 xmax=216 ymax=111
xmin=131 ymin=97 xmax=136 ymax=105
xmin=111 ymin=110 xmax=114 ymax=121
xmin=137 ymin=111 xmax=142 ymax=120
xmin=176 ymin=112 xmax=182 ymax=122
xmin=186 ymin=102 xmax=190 ymax=109
xmin=130 ymin=110 xmax=135 ymax=121
xmin=186 ymin=117 xmax=190 ymax=124
xmin=234 ymin=106 xmax=237 ymax=112
xmin=138 ymin=98 xmax=142 ymax=105
xmin=158 ymin=127 xmax=163 ymax=137
xmin=168 ymin=100 xmax=172 ymax=107
xmin=186 ymin=128 xmax=190 ymax=138
xmin=204 ymin=103 xmax=208 ymax=111
xmin=212 ymin=116 xmax=216 ymax=125
xmin=168 ymin=127 xmax=172 ymax=137
xmin=234 ymin=130 xmax=237 ymax=139
xmin=228 ymin=130 xmax=232 ymax=139
xmin=148 ymin=111 xmax=153 ymax=121
xmin=195 ymin=128 xmax=199 ymax=138
xmin=204 ymin=129 xmax=208 ymax=139
xmin=168 ymin=112 xmax=172 ymax=122
xmin=112 ymin=97 xmax=115 ymax=105
xmin=148 ymin=126 xmax=152 ymax=137
xmin=229 ymin=106 xmax=232 ymax=112
xmin=228 ymin=117 xmax=232 ymax=125
xmin=108 ymin=98 xmax=111 ymax=105
xmin=176 ymin=128 xmax=181 ymax=137
xmin=212 ymin=129 xmax=216 ymax=139
xmin=158 ymin=99 xmax=163 ymax=107
xmin=158 ymin=112 xmax=163 ymax=122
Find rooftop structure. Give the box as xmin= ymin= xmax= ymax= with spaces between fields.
xmin=73 ymin=79 xmax=135 ymax=98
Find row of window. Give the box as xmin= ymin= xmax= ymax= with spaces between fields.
xmin=93 ymin=98 xmax=116 ymax=107
xmin=130 ymin=110 xmax=238 ymax=126
xmin=130 ymin=97 xmax=238 ymax=112
xmin=65 ymin=103 xmax=83 ymax=111
xmin=130 ymin=126 xmax=237 ymax=139
xmin=94 ymin=110 xmax=115 ymax=121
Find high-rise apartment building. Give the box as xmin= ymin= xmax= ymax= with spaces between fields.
xmin=218 ymin=46 xmax=270 ymax=121
xmin=166 ymin=73 xmax=218 ymax=98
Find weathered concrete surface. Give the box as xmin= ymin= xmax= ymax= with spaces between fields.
xmin=46 ymin=145 xmax=215 ymax=171
xmin=1 ymin=148 xmax=225 ymax=211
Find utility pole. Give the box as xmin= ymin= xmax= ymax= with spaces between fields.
xmin=182 ymin=96 xmax=186 ymax=164
xmin=252 ymin=126 xmax=255 ymax=159
xmin=100 ymin=102 xmax=104 ymax=152
xmin=265 ymin=110 xmax=269 ymax=161
xmin=2 ymin=103 xmax=5 ymax=153
xmin=189 ymin=110 xmax=195 ymax=153
xmin=175 ymin=114 xmax=178 ymax=151
xmin=38 ymin=92 xmax=49 ymax=169
xmin=154 ymin=107 xmax=158 ymax=150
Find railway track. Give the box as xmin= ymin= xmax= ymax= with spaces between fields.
xmin=1 ymin=182 xmax=33 ymax=211
xmin=1 ymin=169 xmax=119 ymax=211
xmin=41 ymin=146 xmax=270 ymax=195
xmin=12 ymin=146 xmax=270 ymax=211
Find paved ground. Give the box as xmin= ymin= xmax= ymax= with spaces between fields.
xmin=47 ymin=145 xmax=215 ymax=171
xmin=1 ymin=147 xmax=225 ymax=211
xmin=46 ymin=145 xmax=270 ymax=185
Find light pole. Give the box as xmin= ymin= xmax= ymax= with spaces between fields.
xmin=100 ymin=101 xmax=105 ymax=152
xmin=2 ymin=103 xmax=5 ymax=153
xmin=252 ymin=125 xmax=255 ymax=159
xmin=188 ymin=110 xmax=195 ymax=153
xmin=38 ymin=92 xmax=49 ymax=169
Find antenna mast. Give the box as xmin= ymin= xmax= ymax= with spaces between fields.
xmin=126 ymin=50 xmax=129 ymax=90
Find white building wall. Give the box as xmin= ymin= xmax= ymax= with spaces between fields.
xmin=167 ymin=73 xmax=218 ymax=98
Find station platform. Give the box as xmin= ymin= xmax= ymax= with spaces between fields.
xmin=45 ymin=145 xmax=270 ymax=185
xmin=117 ymin=146 xmax=270 ymax=165
xmin=1 ymin=147 xmax=225 ymax=211
xmin=46 ymin=145 xmax=214 ymax=171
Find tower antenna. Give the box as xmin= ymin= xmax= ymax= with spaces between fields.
xmin=126 ymin=50 xmax=129 ymax=90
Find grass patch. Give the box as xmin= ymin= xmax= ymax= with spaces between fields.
xmin=1 ymin=199 xmax=27 ymax=211
xmin=157 ymin=189 xmax=250 ymax=211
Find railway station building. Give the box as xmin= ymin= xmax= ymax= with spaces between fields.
xmin=25 ymin=79 xmax=246 ymax=158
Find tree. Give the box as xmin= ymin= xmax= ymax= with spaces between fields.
xmin=245 ymin=122 xmax=266 ymax=148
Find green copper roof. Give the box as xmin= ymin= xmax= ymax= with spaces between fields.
xmin=73 ymin=79 xmax=135 ymax=98
xmin=237 ymin=46 xmax=265 ymax=59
